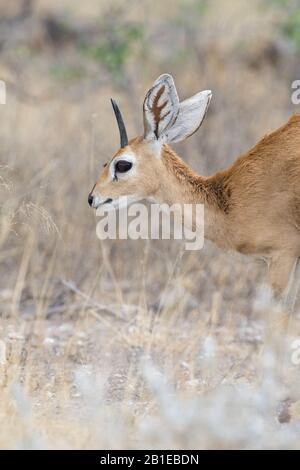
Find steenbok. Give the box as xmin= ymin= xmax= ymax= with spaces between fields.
xmin=89 ymin=74 xmax=300 ymax=310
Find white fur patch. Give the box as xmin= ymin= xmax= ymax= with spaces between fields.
xmin=108 ymin=152 xmax=137 ymax=181
xmin=149 ymin=139 xmax=163 ymax=157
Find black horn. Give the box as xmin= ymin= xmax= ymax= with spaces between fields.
xmin=111 ymin=98 xmax=128 ymax=148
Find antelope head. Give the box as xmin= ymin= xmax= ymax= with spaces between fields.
xmin=88 ymin=74 xmax=212 ymax=210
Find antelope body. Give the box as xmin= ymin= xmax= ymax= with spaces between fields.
xmin=89 ymin=74 xmax=300 ymax=308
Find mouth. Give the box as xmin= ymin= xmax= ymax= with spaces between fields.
xmin=90 ymin=195 xmax=140 ymax=211
xmin=93 ymin=197 xmax=113 ymax=209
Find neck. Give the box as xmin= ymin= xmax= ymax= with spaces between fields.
xmin=153 ymin=144 xmax=229 ymax=245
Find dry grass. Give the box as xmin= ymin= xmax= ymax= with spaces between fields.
xmin=0 ymin=0 xmax=300 ymax=449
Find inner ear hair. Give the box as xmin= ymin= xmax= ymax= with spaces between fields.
xmin=143 ymin=74 xmax=179 ymax=141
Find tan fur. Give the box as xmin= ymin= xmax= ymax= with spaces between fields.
xmin=90 ymin=114 xmax=300 ymax=303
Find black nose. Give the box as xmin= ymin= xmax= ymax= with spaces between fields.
xmin=88 ymin=194 xmax=93 ymax=207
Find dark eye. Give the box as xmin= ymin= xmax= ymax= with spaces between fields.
xmin=115 ymin=160 xmax=132 ymax=173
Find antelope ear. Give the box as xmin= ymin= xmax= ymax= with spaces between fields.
xmin=164 ymin=90 xmax=212 ymax=144
xmin=143 ymin=74 xmax=179 ymax=141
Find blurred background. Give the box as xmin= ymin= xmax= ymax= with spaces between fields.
xmin=0 ymin=0 xmax=300 ymax=449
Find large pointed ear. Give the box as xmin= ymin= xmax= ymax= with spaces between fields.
xmin=143 ymin=74 xmax=180 ymax=141
xmin=164 ymin=90 xmax=212 ymax=144
xmin=143 ymin=74 xmax=212 ymax=144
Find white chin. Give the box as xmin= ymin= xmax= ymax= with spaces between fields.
xmin=115 ymin=195 xmax=141 ymax=209
xmin=95 ymin=195 xmax=141 ymax=213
